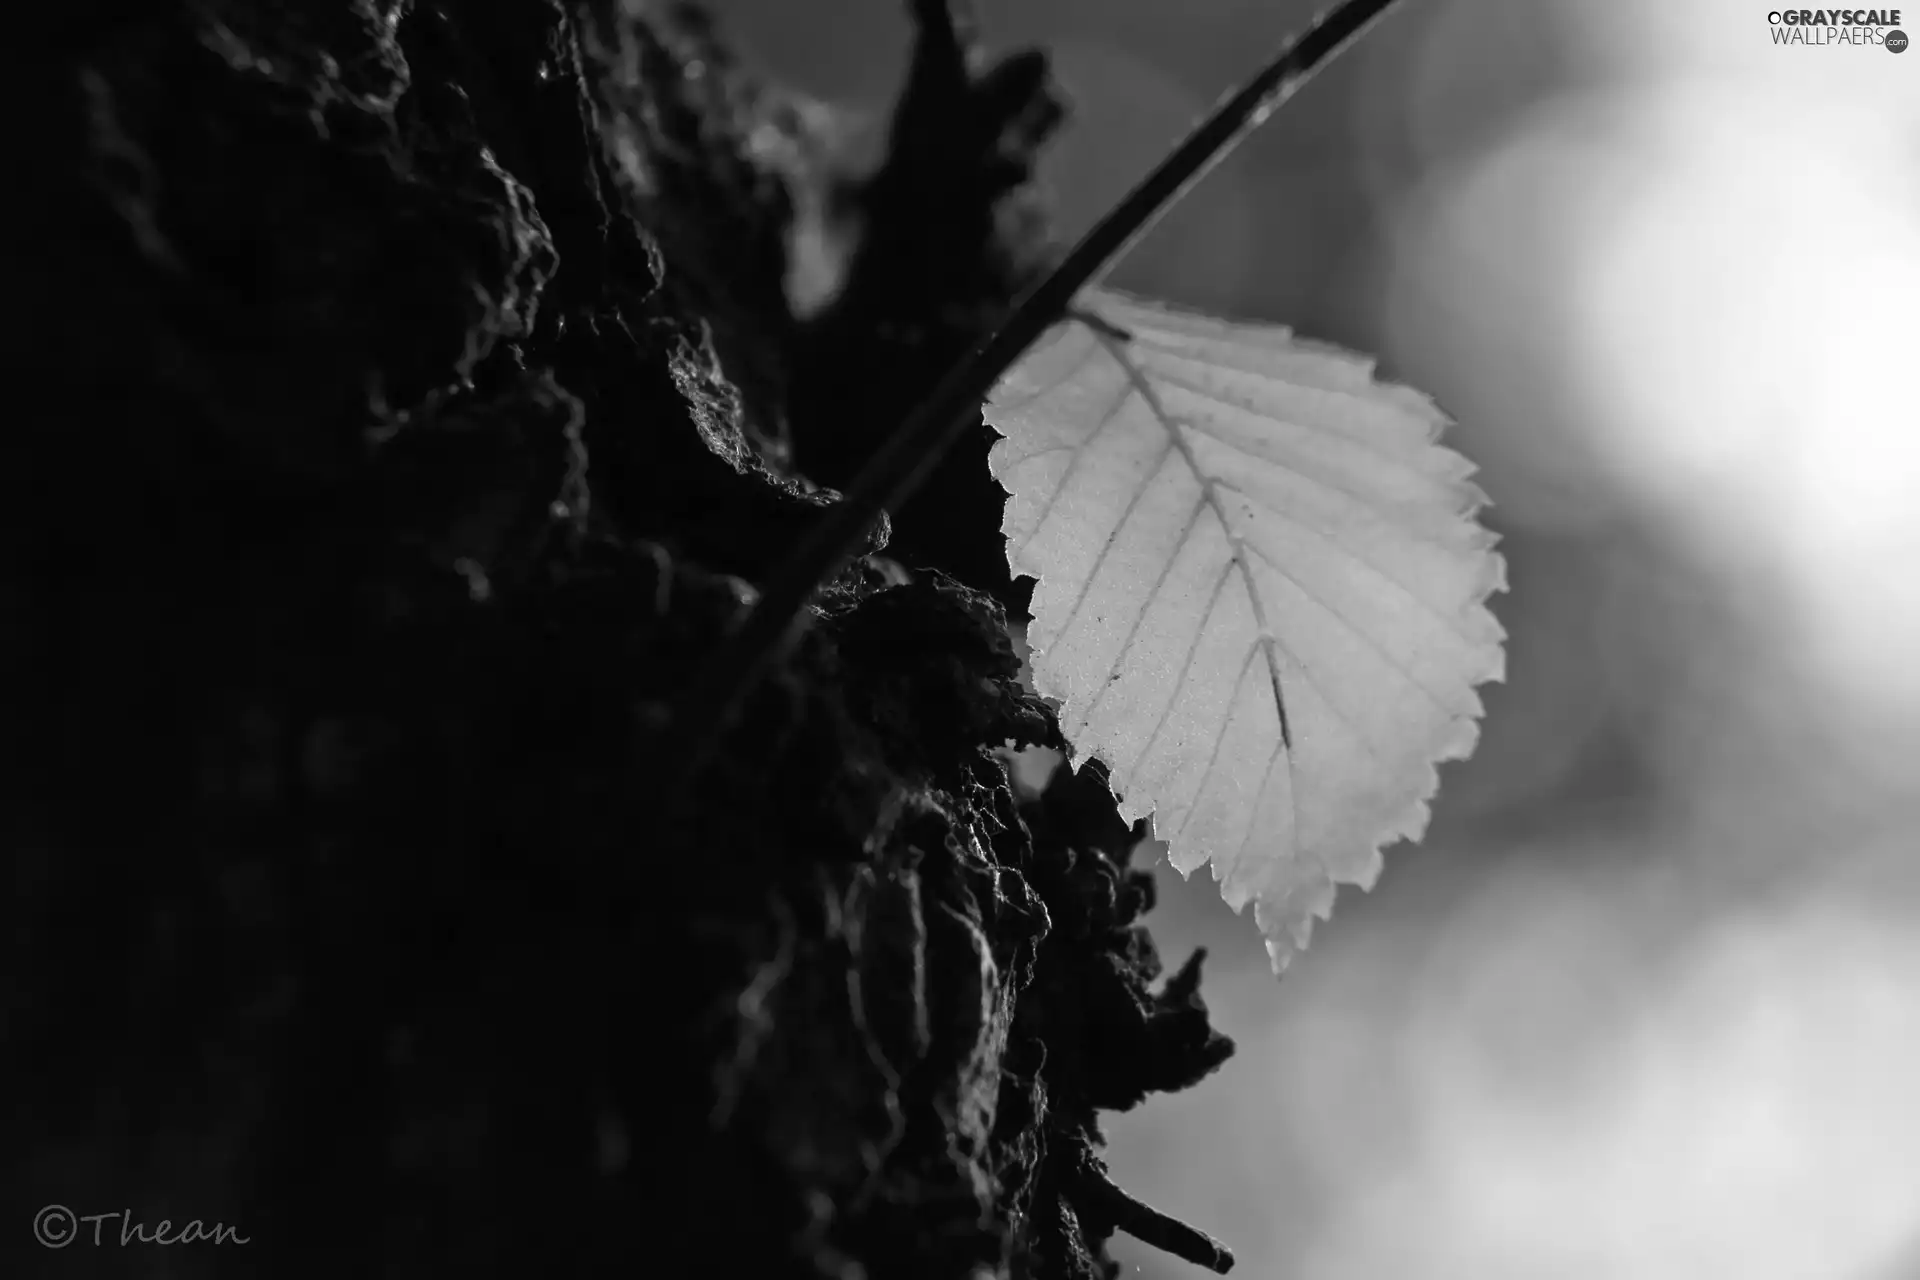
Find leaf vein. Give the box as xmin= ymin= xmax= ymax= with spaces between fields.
xmin=1229 ymin=738 xmax=1293 ymax=876
xmin=1171 ymin=637 xmax=1261 ymax=843
xmin=1087 ymin=323 xmax=1294 ymax=752
xmin=1240 ymin=537 xmax=1451 ymax=721
xmin=1070 ymin=491 xmax=1209 ymax=739
xmin=1133 ymin=349 xmax=1443 ymax=468
xmin=1115 ymin=551 xmax=1233 ymax=799
xmin=1210 ymin=473 xmax=1482 ymax=646
xmin=1166 ymin=397 xmax=1461 ymax=537
xmin=1012 ymin=368 xmax=1138 ymax=565
xmin=1053 ymin=442 xmax=1178 ymax=670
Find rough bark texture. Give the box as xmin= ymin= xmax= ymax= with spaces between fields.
xmin=7 ymin=2 xmax=1235 ymax=1276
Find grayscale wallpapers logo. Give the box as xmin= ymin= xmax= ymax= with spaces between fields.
xmin=1767 ymin=9 xmax=1909 ymax=49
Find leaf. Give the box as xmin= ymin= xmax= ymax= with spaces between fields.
xmin=983 ymin=288 xmax=1506 ymax=975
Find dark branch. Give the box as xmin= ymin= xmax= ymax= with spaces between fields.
xmin=1070 ymin=1146 xmax=1237 ymax=1274
xmin=661 ymin=0 xmax=1408 ymax=783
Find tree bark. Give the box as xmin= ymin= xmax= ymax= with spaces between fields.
xmin=7 ymin=3 xmax=1235 ymax=1276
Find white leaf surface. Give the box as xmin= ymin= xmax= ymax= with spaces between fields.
xmin=984 ymin=288 xmax=1506 ymax=975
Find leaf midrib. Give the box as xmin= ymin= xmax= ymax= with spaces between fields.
xmin=1085 ymin=324 xmax=1295 ymax=750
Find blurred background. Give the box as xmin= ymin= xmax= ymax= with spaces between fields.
xmin=712 ymin=1 xmax=1920 ymax=1275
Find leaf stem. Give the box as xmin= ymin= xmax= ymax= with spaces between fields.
xmin=661 ymin=0 xmax=1408 ymax=780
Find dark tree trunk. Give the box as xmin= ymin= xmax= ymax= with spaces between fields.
xmin=6 ymin=3 xmax=1235 ymax=1276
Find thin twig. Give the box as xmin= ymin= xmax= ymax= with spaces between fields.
xmin=1070 ymin=1153 xmax=1237 ymax=1274
xmin=661 ymin=0 xmax=1407 ymax=782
